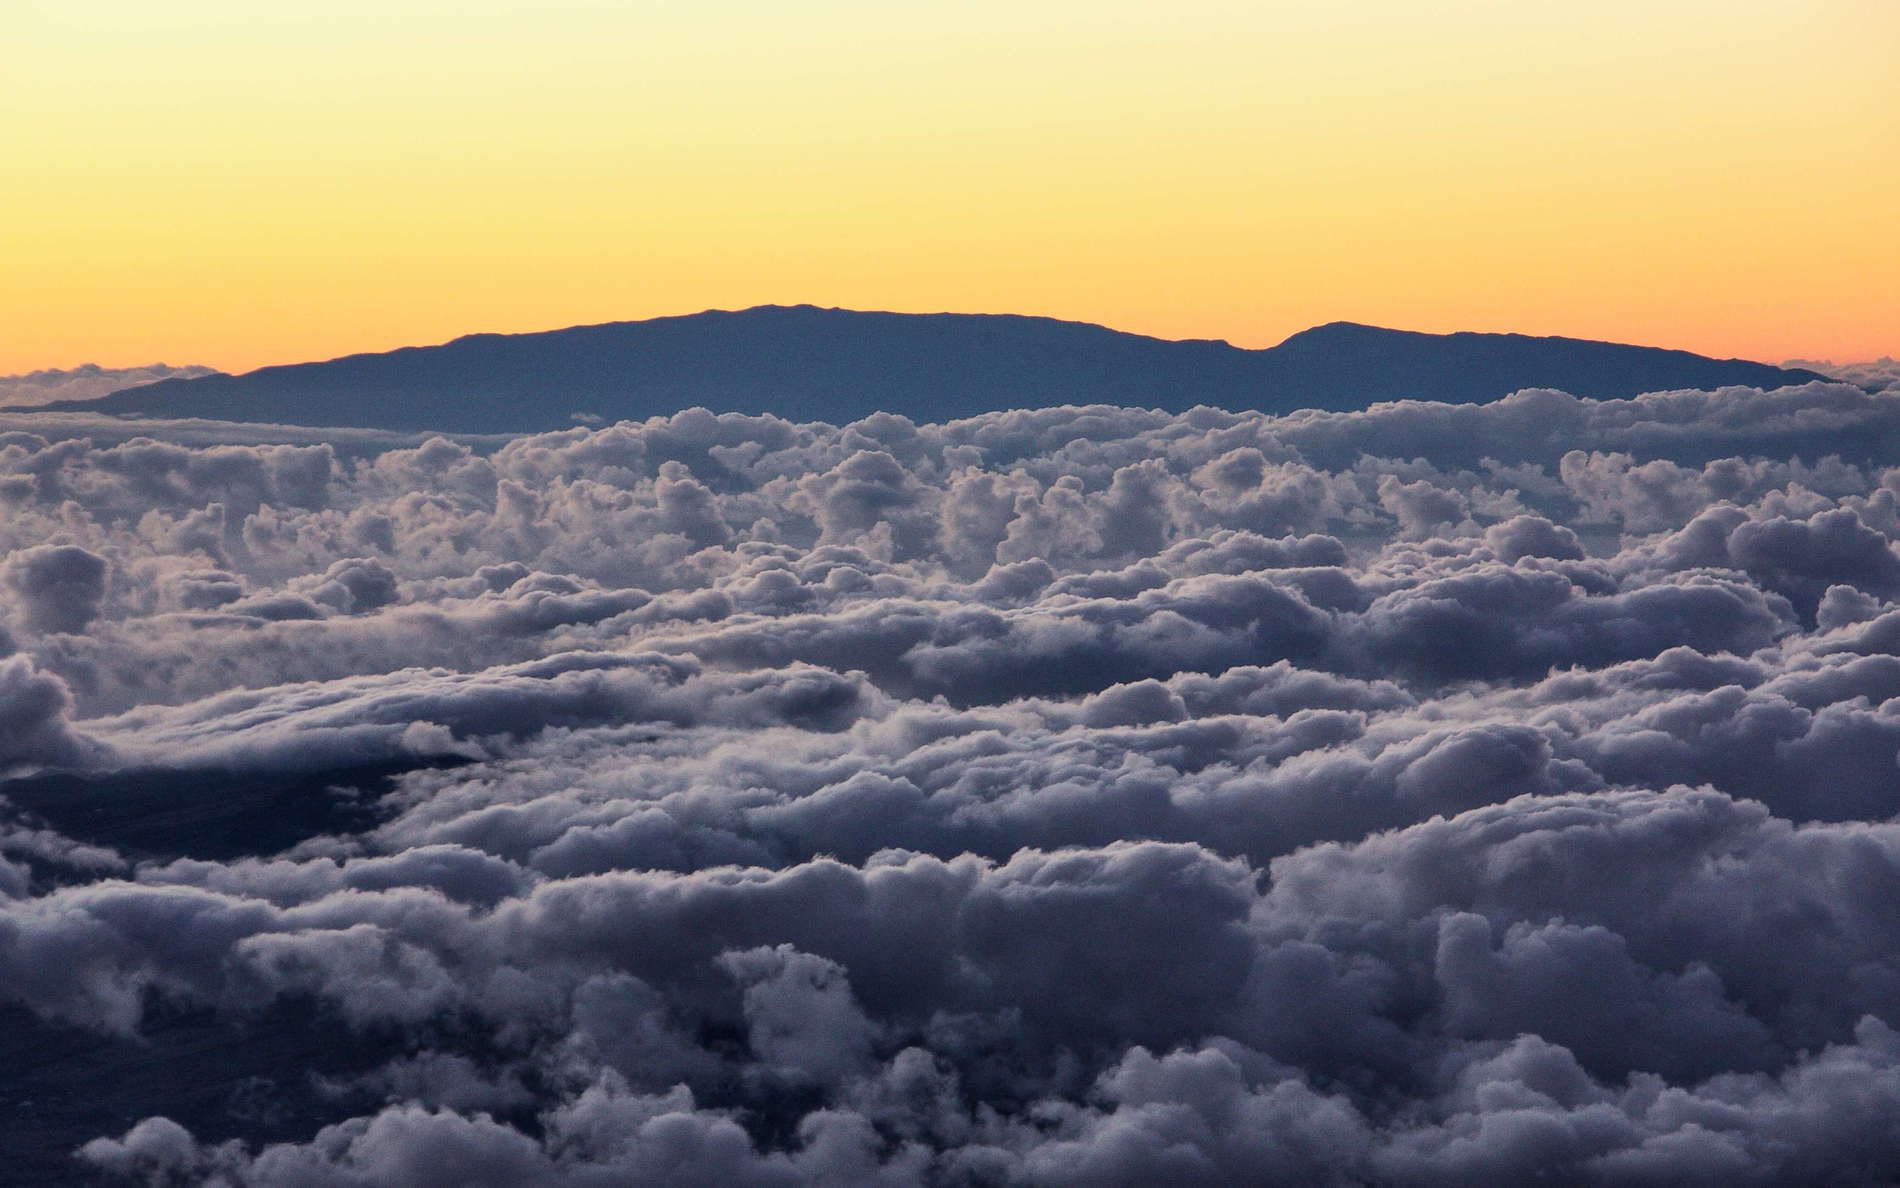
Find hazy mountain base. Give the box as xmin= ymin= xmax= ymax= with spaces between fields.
xmin=4 ymin=380 xmax=1900 ymax=1183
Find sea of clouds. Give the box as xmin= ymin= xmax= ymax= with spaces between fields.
xmin=6 ymin=374 xmax=1900 ymax=1184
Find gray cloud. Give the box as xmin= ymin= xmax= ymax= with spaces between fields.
xmin=2 ymin=544 xmax=109 ymax=634
xmin=5 ymin=382 xmax=1900 ymax=1183
xmin=0 ymin=364 xmax=218 ymax=409
xmin=1788 ymin=357 xmax=1900 ymax=395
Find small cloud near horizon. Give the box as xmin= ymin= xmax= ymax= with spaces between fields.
xmin=1787 ymin=357 xmax=1900 ymax=394
xmin=0 ymin=363 xmax=220 ymax=409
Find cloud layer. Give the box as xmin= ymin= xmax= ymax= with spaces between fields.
xmin=0 ymin=364 xmax=219 ymax=409
xmin=5 ymin=380 xmax=1900 ymax=1183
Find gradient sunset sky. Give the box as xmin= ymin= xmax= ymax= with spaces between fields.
xmin=7 ymin=0 xmax=1896 ymax=374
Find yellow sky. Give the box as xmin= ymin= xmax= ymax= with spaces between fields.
xmin=5 ymin=0 xmax=1896 ymax=373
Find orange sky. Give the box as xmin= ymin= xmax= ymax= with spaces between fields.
xmin=5 ymin=0 xmax=1896 ymax=374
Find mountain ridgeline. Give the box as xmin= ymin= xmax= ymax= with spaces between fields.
xmin=44 ymin=306 xmax=1828 ymax=433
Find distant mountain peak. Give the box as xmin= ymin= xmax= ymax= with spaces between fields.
xmin=27 ymin=308 xmax=1828 ymax=434
xmin=1281 ymin=318 xmax=1385 ymax=336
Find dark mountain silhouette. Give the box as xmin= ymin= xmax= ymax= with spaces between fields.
xmin=37 ymin=305 xmax=1828 ymax=433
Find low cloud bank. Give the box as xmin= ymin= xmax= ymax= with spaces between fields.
xmin=0 ymin=363 xmax=219 ymax=408
xmin=5 ymin=381 xmax=1900 ymax=1182
xmin=1788 ymin=356 xmax=1900 ymax=394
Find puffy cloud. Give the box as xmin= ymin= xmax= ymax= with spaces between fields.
xmin=1790 ymin=356 xmax=1900 ymax=395
xmin=2 ymin=544 xmax=109 ymax=634
xmin=13 ymin=383 xmax=1900 ymax=1182
xmin=0 ymin=654 xmax=100 ymax=771
xmin=0 ymin=363 xmax=219 ymax=409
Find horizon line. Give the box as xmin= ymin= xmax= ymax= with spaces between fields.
xmin=25 ymin=304 xmax=1870 ymax=381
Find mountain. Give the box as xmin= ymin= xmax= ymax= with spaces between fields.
xmin=35 ymin=306 xmax=1828 ymax=433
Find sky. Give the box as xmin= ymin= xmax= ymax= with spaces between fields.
xmin=5 ymin=0 xmax=1897 ymax=374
